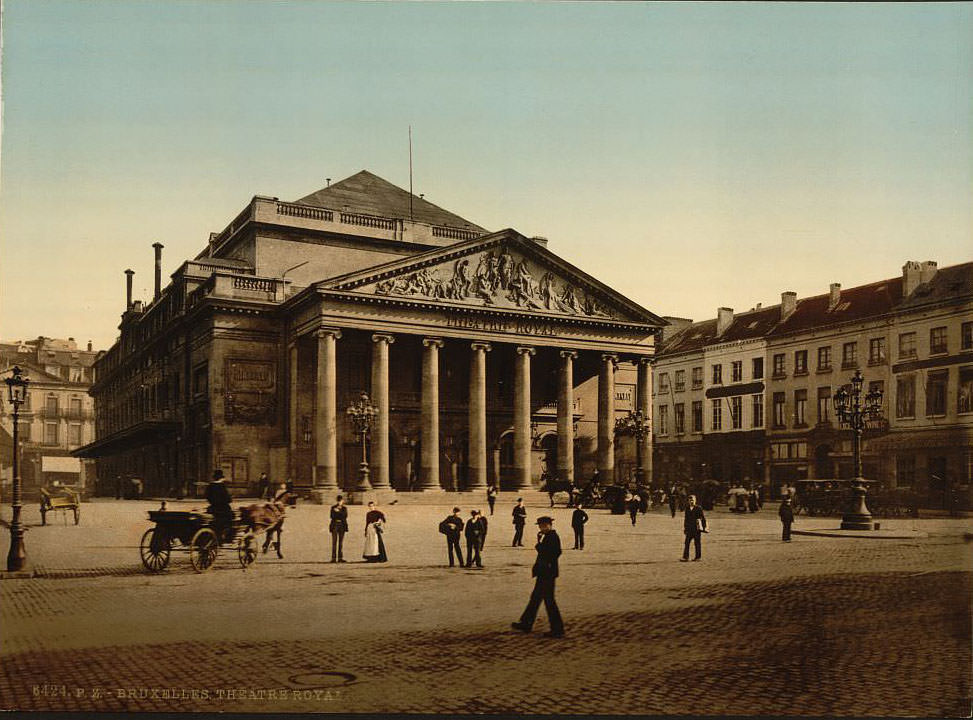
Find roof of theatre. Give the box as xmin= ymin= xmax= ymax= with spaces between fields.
xmin=658 ymin=261 xmax=972 ymax=357
xmin=296 ymin=170 xmax=488 ymax=233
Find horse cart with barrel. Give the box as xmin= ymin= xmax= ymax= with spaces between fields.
xmin=139 ymin=500 xmax=286 ymax=573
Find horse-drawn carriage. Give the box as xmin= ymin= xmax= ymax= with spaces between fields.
xmin=139 ymin=500 xmax=286 ymax=573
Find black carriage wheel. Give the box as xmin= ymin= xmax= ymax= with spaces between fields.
xmin=238 ymin=533 xmax=258 ymax=570
xmin=189 ymin=528 xmax=219 ymax=572
xmin=140 ymin=528 xmax=171 ymax=572
xmin=73 ymin=506 xmax=81 ymax=525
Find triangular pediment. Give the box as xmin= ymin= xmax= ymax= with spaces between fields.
xmin=321 ymin=230 xmax=665 ymax=326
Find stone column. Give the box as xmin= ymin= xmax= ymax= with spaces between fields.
xmin=637 ymin=357 xmax=653 ymax=484
xmin=288 ymin=343 xmax=299 ymax=479
xmin=514 ymin=346 xmax=535 ymax=490
xmin=558 ymin=350 xmax=577 ymax=484
xmin=419 ymin=338 xmax=444 ymax=491
xmin=468 ymin=342 xmax=491 ymax=490
xmin=314 ymin=328 xmax=341 ymax=493
xmin=598 ymin=353 xmax=618 ymax=482
xmin=370 ymin=334 xmax=394 ymax=490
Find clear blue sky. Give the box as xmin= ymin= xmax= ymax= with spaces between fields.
xmin=1 ymin=1 xmax=970 ymax=350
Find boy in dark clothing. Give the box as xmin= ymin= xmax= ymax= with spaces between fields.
xmin=571 ymin=507 xmax=589 ymax=550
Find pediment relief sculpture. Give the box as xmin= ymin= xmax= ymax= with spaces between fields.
xmin=371 ymin=248 xmax=614 ymax=318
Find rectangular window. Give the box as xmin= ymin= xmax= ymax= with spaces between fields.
xmin=817 ymin=346 xmax=832 ymax=371
xmin=926 ymin=370 xmax=948 ymax=416
xmin=711 ymin=399 xmax=722 ymax=431
xmin=674 ymin=370 xmax=686 ymax=392
xmin=692 ymin=367 xmax=703 ymax=389
xmin=712 ymin=364 xmax=723 ymax=385
xmin=17 ymin=421 xmax=31 ymax=442
xmin=794 ymin=350 xmax=808 ymax=375
xmin=44 ymin=422 xmax=59 ymax=445
xmin=842 ymin=342 xmax=857 ymax=368
xmin=69 ymin=424 xmax=82 ymax=445
xmin=70 ymin=397 xmax=82 ymax=417
xmin=963 ymin=322 xmax=973 ymax=351
xmin=674 ymin=403 xmax=685 ymax=434
xmin=772 ymin=354 xmax=785 ymax=377
xmin=896 ymin=456 xmax=916 ymax=487
xmin=193 ymin=364 xmax=209 ymax=395
xmin=658 ymin=373 xmax=670 ymax=394
xmin=930 ymin=326 xmax=948 ymax=355
xmin=658 ymin=405 xmax=669 ymax=435
xmin=692 ymin=401 xmax=703 ymax=433
xmin=731 ymin=361 xmax=743 ymax=383
xmin=868 ymin=380 xmax=885 ymax=399
xmin=45 ymin=395 xmax=59 ymax=415
xmin=896 ymin=375 xmax=916 ymax=418
xmin=794 ymin=389 xmax=807 ymax=427
xmin=752 ymin=394 xmax=764 ymax=428
xmin=869 ymin=337 xmax=886 ymax=365
xmin=752 ymin=357 xmax=764 ymax=380
xmin=959 ymin=367 xmax=973 ymax=414
xmin=773 ymin=392 xmax=786 ymax=428
xmin=898 ymin=332 xmax=917 ymax=359
xmin=817 ymin=386 xmax=831 ymax=424
xmin=730 ymin=396 xmax=743 ymax=429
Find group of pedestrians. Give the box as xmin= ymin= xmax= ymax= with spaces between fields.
xmin=438 ymin=507 xmax=488 ymax=568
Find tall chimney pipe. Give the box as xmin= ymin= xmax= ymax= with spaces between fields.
xmin=152 ymin=242 xmax=164 ymax=300
xmin=125 ymin=269 xmax=135 ymax=310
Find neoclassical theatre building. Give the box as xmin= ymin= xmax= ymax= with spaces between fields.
xmin=78 ymin=171 xmax=666 ymax=498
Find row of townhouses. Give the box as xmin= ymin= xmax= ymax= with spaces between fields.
xmin=0 ymin=337 xmax=101 ymax=498
xmin=652 ymin=260 xmax=973 ymax=507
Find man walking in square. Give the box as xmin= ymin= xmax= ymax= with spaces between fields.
xmin=681 ymin=494 xmax=707 ymax=562
xmin=487 ymin=484 xmax=498 ymax=516
xmin=511 ymin=516 xmax=564 ymax=637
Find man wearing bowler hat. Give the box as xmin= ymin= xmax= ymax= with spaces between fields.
xmin=511 ymin=515 xmax=564 ymax=638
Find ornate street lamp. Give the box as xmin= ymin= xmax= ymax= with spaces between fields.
xmin=832 ymin=369 xmax=884 ymax=530
xmin=615 ymin=409 xmax=651 ymax=486
xmin=5 ymin=366 xmax=30 ymax=571
xmin=346 ymin=391 xmax=379 ymax=493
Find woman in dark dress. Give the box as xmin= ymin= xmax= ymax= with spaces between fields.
xmin=362 ymin=501 xmax=388 ymax=562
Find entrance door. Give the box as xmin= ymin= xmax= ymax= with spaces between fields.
xmin=815 ymin=445 xmax=832 ymax=479
xmin=928 ymin=456 xmax=948 ymax=509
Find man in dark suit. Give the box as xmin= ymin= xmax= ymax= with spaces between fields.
xmin=442 ymin=506 xmax=464 ymax=567
xmin=681 ymin=493 xmax=707 ymax=562
xmin=779 ymin=495 xmax=794 ymax=542
xmin=511 ymin=498 xmax=527 ymax=546
xmin=511 ymin=516 xmax=565 ymax=638
xmin=329 ymin=495 xmax=349 ymax=562
xmin=571 ymin=506 xmax=589 ymax=550
xmin=464 ymin=510 xmax=485 ymax=568
xmin=205 ymin=469 xmax=234 ymax=542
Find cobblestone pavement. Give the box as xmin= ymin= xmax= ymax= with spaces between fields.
xmin=1 ymin=499 xmax=971 ymax=715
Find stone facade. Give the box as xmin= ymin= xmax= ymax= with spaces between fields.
xmin=77 ymin=171 xmax=665 ymax=499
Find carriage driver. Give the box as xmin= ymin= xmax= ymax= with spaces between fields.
xmin=206 ymin=469 xmax=235 ymax=542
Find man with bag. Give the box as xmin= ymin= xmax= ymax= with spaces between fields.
xmin=439 ymin=507 xmax=464 ymax=568
xmin=681 ymin=493 xmax=708 ymax=562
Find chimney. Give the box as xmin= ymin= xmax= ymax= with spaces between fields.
xmin=125 ymin=269 xmax=135 ymax=310
xmin=326 ymin=178 xmax=331 ymax=187
xmin=781 ymin=291 xmax=797 ymax=320
xmin=828 ymin=283 xmax=841 ymax=310
xmin=902 ymin=261 xmax=921 ymax=296
xmin=717 ymin=307 xmax=734 ymax=336
xmin=919 ymin=260 xmax=938 ymax=286
xmin=152 ymin=242 xmax=164 ymax=300
xmin=87 ymin=341 xmax=93 ymax=352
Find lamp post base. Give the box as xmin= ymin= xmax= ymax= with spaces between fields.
xmin=840 ymin=480 xmax=876 ymax=530
xmin=354 ymin=462 xmax=373 ymax=493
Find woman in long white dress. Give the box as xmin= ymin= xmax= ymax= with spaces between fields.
xmin=362 ymin=501 xmax=388 ymax=563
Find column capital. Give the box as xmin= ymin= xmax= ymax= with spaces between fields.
xmin=371 ymin=333 xmax=395 ymax=345
xmin=422 ymin=337 xmax=444 ymax=349
xmin=316 ymin=327 xmax=342 ymax=340
xmin=516 ymin=346 xmax=536 ymax=356
xmin=471 ymin=341 xmax=492 ymax=353
xmin=601 ymin=353 xmax=619 ymax=366
xmin=559 ymin=349 xmax=578 ymax=360
xmin=636 ymin=356 xmax=653 ymax=367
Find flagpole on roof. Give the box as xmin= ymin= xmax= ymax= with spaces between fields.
xmin=409 ymin=125 xmax=414 ymax=221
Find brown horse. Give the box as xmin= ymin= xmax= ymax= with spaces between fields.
xmin=239 ymin=500 xmax=286 ymax=558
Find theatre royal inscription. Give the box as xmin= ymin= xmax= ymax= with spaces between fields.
xmin=444 ymin=314 xmax=556 ymax=337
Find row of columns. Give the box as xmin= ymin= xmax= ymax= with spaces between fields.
xmin=292 ymin=330 xmax=653 ymax=492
